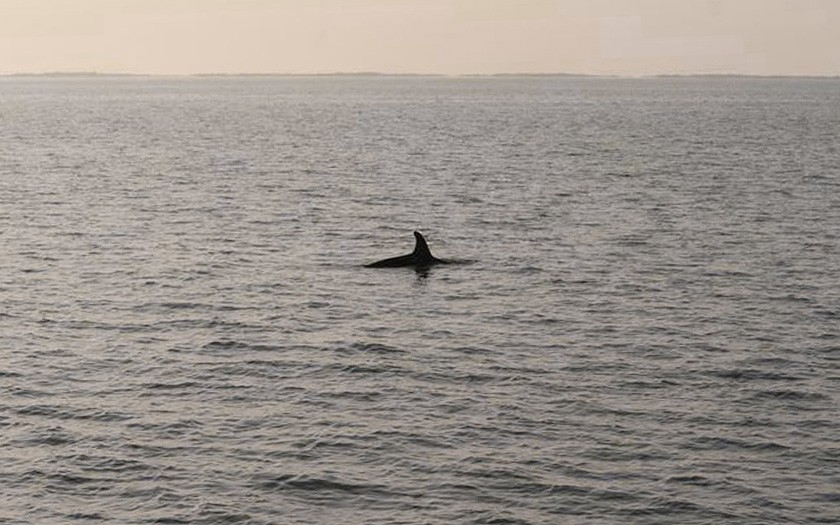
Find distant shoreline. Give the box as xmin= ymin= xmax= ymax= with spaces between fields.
xmin=2 ymin=71 xmax=838 ymax=80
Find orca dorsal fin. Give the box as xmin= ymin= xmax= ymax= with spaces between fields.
xmin=412 ymin=231 xmax=433 ymax=260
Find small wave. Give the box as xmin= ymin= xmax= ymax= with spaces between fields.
xmin=305 ymin=301 xmax=330 ymax=309
xmin=316 ymin=388 xmax=385 ymax=402
xmin=665 ymin=474 xmax=715 ymax=486
xmin=86 ymin=457 xmax=151 ymax=474
xmin=202 ymin=340 xmax=282 ymax=352
xmin=342 ymin=342 xmax=406 ymax=355
xmin=141 ymin=381 xmax=202 ymax=390
xmin=20 ymin=267 xmax=48 ymax=274
xmin=627 ymin=497 xmax=741 ymax=521
xmin=688 ymin=435 xmax=792 ymax=452
xmin=142 ymin=301 xmax=206 ymax=311
xmin=815 ymin=492 xmax=840 ymax=503
xmin=150 ymin=518 xmax=190 ymax=524
xmin=13 ymin=426 xmax=78 ymax=446
xmin=43 ymin=471 xmax=114 ymax=495
xmin=15 ymin=404 xmax=133 ymax=422
xmin=513 ymin=265 xmax=544 ymax=274
xmin=66 ymin=513 xmax=107 ymax=521
xmin=285 ymin=362 xmax=396 ymax=380
xmin=706 ymin=369 xmax=802 ymax=381
xmin=750 ymin=389 xmax=830 ymax=402
xmin=471 ymin=514 xmax=537 ymax=525
xmin=202 ymin=341 xmax=250 ymax=350
xmin=814 ymin=308 xmax=838 ymax=319
xmin=255 ymin=473 xmax=396 ymax=497
xmin=453 ymin=346 xmax=495 ymax=355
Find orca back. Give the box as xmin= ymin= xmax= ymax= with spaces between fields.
xmin=366 ymin=231 xmax=442 ymax=268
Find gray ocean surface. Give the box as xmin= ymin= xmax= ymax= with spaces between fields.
xmin=1 ymin=75 xmax=838 ymax=524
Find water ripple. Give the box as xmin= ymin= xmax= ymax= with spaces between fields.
xmin=1 ymin=75 xmax=838 ymax=524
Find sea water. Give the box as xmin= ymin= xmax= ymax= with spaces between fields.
xmin=1 ymin=75 xmax=838 ymax=524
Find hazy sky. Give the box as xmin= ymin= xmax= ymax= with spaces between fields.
xmin=2 ymin=0 xmax=838 ymax=76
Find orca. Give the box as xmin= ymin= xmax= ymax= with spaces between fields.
xmin=365 ymin=231 xmax=448 ymax=269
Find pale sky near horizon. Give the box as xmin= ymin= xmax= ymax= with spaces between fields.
xmin=1 ymin=0 xmax=838 ymax=76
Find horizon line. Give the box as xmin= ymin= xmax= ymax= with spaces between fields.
xmin=2 ymin=71 xmax=840 ymax=80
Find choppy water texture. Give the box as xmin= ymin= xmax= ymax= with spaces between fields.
xmin=1 ymin=76 xmax=839 ymax=524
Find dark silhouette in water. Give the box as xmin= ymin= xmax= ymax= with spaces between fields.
xmin=366 ymin=231 xmax=448 ymax=269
